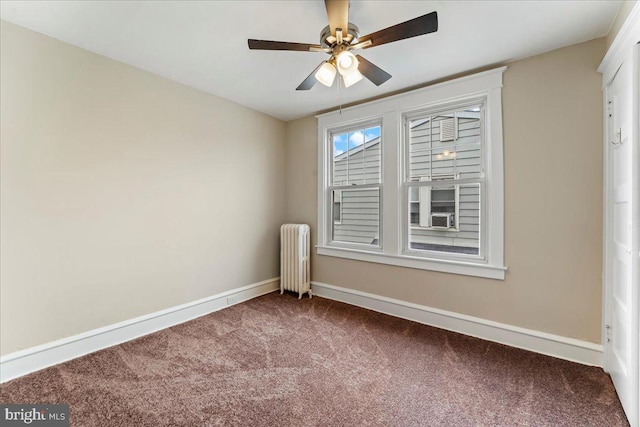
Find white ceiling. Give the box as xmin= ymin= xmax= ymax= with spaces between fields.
xmin=0 ymin=1 xmax=622 ymax=121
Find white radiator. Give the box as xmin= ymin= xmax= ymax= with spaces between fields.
xmin=280 ymin=224 xmax=311 ymax=299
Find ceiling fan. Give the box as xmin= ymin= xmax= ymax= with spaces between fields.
xmin=248 ymin=0 xmax=438 ymax=90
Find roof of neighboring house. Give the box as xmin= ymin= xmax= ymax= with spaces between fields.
xmin=334 ymin=136 xmax=381 ymax=161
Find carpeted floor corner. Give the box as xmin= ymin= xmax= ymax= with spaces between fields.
xmin=0 ymin=292 xmax=629 ymax=426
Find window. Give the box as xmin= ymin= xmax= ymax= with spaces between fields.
xmin=406 ymin=104 xmax=483 ymax=257
xmin=317 ymin=68 xmax=506 ymax=279
xmin=330 ymin=124 xmax=382 ymax=247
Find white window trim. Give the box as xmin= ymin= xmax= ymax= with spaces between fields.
xmin=316 ymin=67 xmax=507 ymax=280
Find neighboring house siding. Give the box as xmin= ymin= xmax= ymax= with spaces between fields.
xmin=332 ymin=116 xmax=481 ymax=249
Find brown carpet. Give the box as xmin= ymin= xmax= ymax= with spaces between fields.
xmin=1 ymin=292 xmax=629 ymax=426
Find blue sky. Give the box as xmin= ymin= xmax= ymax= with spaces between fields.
xmin=333 ymin=126 xmax=381 ymax=157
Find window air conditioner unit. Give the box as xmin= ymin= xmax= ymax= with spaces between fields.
xmin=431 ymin=213 xmax=454 ymax=228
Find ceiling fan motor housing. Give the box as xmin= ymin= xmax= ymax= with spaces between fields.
xmin=320 ymin=23 xmax=360 ymax=48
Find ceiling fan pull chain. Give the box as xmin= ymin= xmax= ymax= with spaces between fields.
xmin=337 ymin=75 xmax=342 ymax=114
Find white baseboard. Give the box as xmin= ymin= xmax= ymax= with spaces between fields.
xmin=0 ymin=278 xmax=279 ymax=383
xmin=311 ymin=281 xmax=603 ymax=367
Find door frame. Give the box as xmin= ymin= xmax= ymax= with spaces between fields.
xmin=598 ymin=4 xmax=640 ymax=427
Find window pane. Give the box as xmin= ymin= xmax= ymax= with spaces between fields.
xmin=455 ymin=144 xmax=482 ymax=180
xmin=408 ymin=117 xmax=432 ymax=153
xmin=364 ymin=126 xmax=381 ymax=183
xmin=431 ymin=186 xmax=455 ymax=214
xmin=408 ymin=105 xmax=482 ymax=181
xmin=408 ymin=183 xmax=480 ymax=255
xmin=408 ymin=186 xmax=419 ymax=202
xmin=332 ymin=190 xmax=342 ymax=223
xmin=333 ymin=133 xmax=348 ymax=186
xmin=431 ymin=147 xmax=455 ymax=177
xmin=332 ymin=126 xmax=381 ymax=186
xmin=332 ymin=187 xmax=380 ymax=246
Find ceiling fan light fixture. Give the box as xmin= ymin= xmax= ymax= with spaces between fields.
xmin=342 ymin=69 xmax=363 ymax=88
xmin=336 ymin=51 xmax=358 ymax=76
xmin=315 ymin=62 xmax=337 ymax=87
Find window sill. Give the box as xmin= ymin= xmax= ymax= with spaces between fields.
xmin=410 ymin=225 xmax=460 ymax=233
xmin=316 ymin=245 xmax=506 ymax=280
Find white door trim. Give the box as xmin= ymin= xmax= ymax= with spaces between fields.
xmin=598 ymin=5 xmax=640 ymax=426
xmin=598 ymin=2 xmax=640 ymax=85
xmin=635 ymin=42 xmax=640 ymax=427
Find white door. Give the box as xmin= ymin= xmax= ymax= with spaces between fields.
xmin=604 ymin=51 xmax=639 ymax=427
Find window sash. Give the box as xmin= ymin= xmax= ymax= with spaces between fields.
xmin=403 ymin=100 xmax=485 ymax=259
xmin=403 ymin=181 xmax=484 ymax=260
xmin=328 ymin=185 xmax=382 ymax=249
xmin=328 ymin=122 xmax=383 ymax=249
xmin=330 ymin=123 xmax=382 ymax=188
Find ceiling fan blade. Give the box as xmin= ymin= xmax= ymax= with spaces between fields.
xmin=359 ymin=11 xmax=438 ymax=49
xmin=248 ymin=39 xmax=322 ymax=52
xmin=355 ymin=55 xmax=392 ymax=86
xmin=325 ymin=0 xmax=349 ymax=37
xmin=296 ymin=61 xmax=326 ymax=91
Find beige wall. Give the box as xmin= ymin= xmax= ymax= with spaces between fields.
xmin=286 ymin=38 xmax=606 ymax=344
xmin=606 ymin=0 xmax=637 ymax=49
xmin=0 ymin=21 xmax=286 ymax=355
